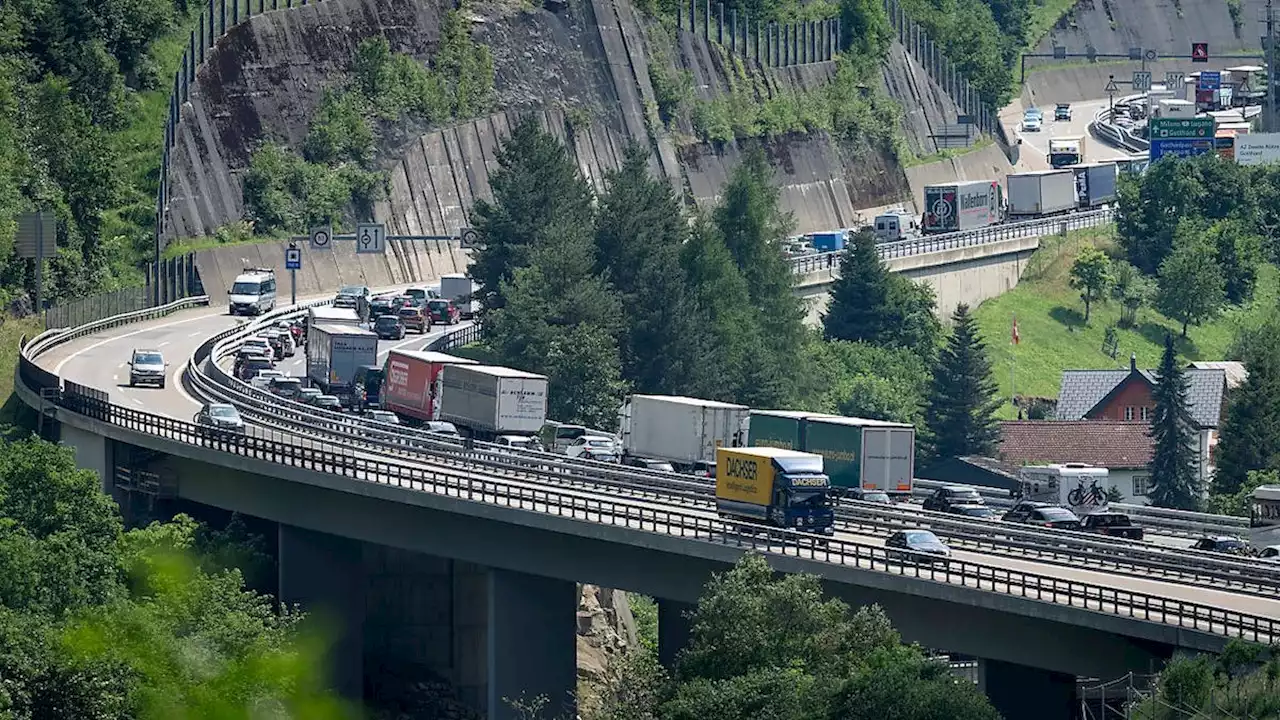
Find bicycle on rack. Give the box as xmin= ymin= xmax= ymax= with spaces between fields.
xmin=1068 ymin=479 xmax=1107 ymax=507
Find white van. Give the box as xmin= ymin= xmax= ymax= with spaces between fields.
xmin=228 ymin=268 xmax=277 ymax=316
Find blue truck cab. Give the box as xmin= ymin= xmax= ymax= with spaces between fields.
xmin=715 ymin=447 xmax=835 ymax=535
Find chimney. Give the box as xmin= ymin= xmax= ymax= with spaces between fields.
xmin=1129 ymin=353 xmax=1137 ymax=372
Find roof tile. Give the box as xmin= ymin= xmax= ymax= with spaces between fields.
xmin=998 ymin=421 xmax=1154 ymax=469
xmin=1055 ymin=368 xmax=1227 ymax=428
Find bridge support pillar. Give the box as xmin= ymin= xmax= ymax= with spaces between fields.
xmin=59 ymin=423 xmax=113 ymax=493
xmin=487 ymin=568 xmax=576 ymax=720
xmin=278 ymin=524 xmax=366 ymax=701
xmin=979 ymin=658 xmax=1075 ymax=720
xmin=657 ymin=599 xmax=694 ymax=668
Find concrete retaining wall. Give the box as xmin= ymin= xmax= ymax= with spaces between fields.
xmin=880 ymin=40 xmax=966 ymax=157
xmin=903 ymin=143 xmax=1015 ymax=213
xmin=1033 ymin=0 xmax=1266 ymax=58
xmin=1023 ymin=60 xmax=1248 ymax=105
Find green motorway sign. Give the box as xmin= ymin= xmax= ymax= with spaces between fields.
xmin=1149 ymin=117 xmax=1215 ymax=139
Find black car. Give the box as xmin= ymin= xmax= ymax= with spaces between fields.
xmin=369 ymin=296 xmax=396 ymax=318
xmin=235 ymin=354 xmax=274 ymax=381
xmin=374 ymin=314 xmax=406 ymax=340
xmin=885 ymin=530 xmax=951 ymax=565
xmin=1191 ymin=536 xmax=1253 ymax=556
xmin=922 ymin=486 xmax=985 ymax=512
xmin=1002 ymin=501 xmax=1082 ymax=530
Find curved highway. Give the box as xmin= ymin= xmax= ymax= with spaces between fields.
xmin=29 ymin=292 xmax=1280 ymax=648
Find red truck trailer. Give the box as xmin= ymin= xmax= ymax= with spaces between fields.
xmin=381 ymin=349 xmax=478 ymax=423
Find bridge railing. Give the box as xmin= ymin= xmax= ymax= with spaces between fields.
xmin=26 ymin=383 xmax=1276 ymax=646
xmin=186 ymin=311 xmax=1280 ymax=600
xmin=789 ymin=208 xmax=1115 ymax=275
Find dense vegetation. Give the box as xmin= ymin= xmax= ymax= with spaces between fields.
xmin=1130 ymin=641 xmax=1280 ymax=719
xmin=468 ymin=116 xmax=970 ymax=432
xmin=584 ymin=554 xmax=1000 ymax=720
xmin=0 ymin=436 xmax=350 ymax=718
xmin=241 ymin=16 xmax=495 ymax=237
xmin=0 ymin=0 xmax=201 ymax=310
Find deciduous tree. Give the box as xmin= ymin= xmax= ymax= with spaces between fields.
xmin=1147 ymin=334 xmax=1200 ymax=510
xmin=1156 ymin=229 xmax=1225 ymax=337
xmin=1108 ymin=260 xmax=1153 ymax=328
xmin=922 ymin=304 xmax=1001 ymax=459
xmin=1068 ymin=244 xmax=1110 ymax=322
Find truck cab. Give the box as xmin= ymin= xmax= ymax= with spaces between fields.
xmin=1048 ymin=137 xmax=1085 ymax=168
xmin=715 ymin=447 xmax=835 ymax=535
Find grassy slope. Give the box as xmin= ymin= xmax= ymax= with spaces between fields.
xmin=973 ymin=226 xmax=1276 ymax=419
xmin=0 ymin=317 xmax=46 ymax=429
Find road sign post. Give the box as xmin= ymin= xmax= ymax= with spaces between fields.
xmin=17 ymin=211 xmax=56 ymax=313
xmin=285 ymin=245 xmax=301 ymax=305
xmin=1105 ymin=75 xmax=1120 ymax=111
xmin=356 ymin=223 xmax=386 ymax=254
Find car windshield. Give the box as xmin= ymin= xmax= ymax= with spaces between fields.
xmin=399 ymin=308 xmax=417 ymax=316
xmin=375 ymin=316 xmax=399 ymax=327
xmin=230 ymin=281 xmax=260 ymax=295
xmin=950 ymin=489 xmax=981 ymax=501
xmin=958 ymin=506 xmax=991 ymax=516
xmin=429 ymin=300 xmax=448 ymax=310
xmin=647 ymin=462 xmax=675 ymax=472
xmin=369 ymin=412 xmax=398 ymax=423
xmin=862 ymin=492 xmax=890 ymax=503
xmin=209 ymin=405 xmax=238 ymax=418
xmin=317 ymin=397 xmax=339 ymax=405
xmin=338 ymin=286 xmax=363 ymax=296
xmin=587 ymin=439 xmax=612 ymax=446
xmin=904 ymin=531 xmax=940 ymax=544
xmin=134 ymin=352 xmax=163 ymax=365
xmin=1039 ymin=508 xmax=1078 ymax=521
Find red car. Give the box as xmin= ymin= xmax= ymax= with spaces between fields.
xmin=427 ymin=299 xmax=460 ymax=325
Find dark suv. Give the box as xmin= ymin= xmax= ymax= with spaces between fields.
xmin=1191 ymin=536 xmax=1253 ymax=556
xmin=922 ymin=485 xmax=985 ymax=512
xmin=1002 ymin=501 xmax=1082 ymax=530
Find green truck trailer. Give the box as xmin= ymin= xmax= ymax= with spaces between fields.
xmin=749 ymin=411 xmax=916 ymax=494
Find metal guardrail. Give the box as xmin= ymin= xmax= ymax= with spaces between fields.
xmin=185 ymin=313 xmax=1280 ymax=602
xmin=20 ymin=294 xmax=1280 ymax=640
xmin=41 ymin=384 xmax=1280 ymax=646
xmin=911 ymin=479 xmax=1251 ymax=539
xmin=788 ymin=209 xmax=1114 ymax=275
xmin=1091 ymin=95 xmax=1151 ymax=154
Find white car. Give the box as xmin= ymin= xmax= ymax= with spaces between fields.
xmin=250 ymin=369 xmax=284 ymax=390
xmin=242 ymin=338 xmax=272 ymax=358
xmin=1022 ymin=114 xmax=1042 ymax=132
xmin=565 ymin=435 xmax=621 ymax=461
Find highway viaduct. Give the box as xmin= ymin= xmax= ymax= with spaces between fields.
xmin=32 ymin=380 xmax=1242 ymax=720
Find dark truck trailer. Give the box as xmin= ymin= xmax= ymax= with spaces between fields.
xmin=305 ymin=323 xmax=378 ymax=403
xmin=749 ymin=411 xmax=916 ymax=495
xmin=921 ymin=180 xmax=1003 ymax=235
xmin=1071 ymin=162 xmax=1119 ymax=208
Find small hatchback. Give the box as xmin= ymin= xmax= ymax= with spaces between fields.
xmin=398 ymin=306 xmax=429 ymax=334
xmin=427 ymin=299 xmax=460 ymax=325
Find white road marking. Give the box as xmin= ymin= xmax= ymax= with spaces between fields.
xmin=189 ymin=331 xmax=204 ymax=337
xmin=173 ymin=361 xmax=203 ymax=409
xmin=158 ymin=341 xmax=170 ymax=347
xmin=112 ymin=374 xmax=118 ymax=382
xmin=53 ymin=311 xmax=226 ymax=375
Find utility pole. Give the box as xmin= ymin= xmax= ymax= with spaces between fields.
xmin=1268 ymin=0 xmax=1278 ymax=132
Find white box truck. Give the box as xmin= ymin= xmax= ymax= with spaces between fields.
xmin=305 ymin=323 xmax=378 ymax=402
xmin=437 ymin=364 xmax=549 ymax=440
xmin=440 ymin=273 xmax=479 ymax=319
xmin=1007 ymin=170 xmax=1077 ymax=216
xmin=618 ymin=395 xmax=750 ymax=474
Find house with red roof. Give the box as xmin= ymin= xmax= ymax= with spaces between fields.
xmin=998 ymin=421 xmax=1155 ymax=504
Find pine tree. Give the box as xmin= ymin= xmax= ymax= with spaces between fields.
xmin=680 ymin=216 xmax=756 ymax=402
xmin=1147 ymin=334 xmax=1201 ymax=510
xmin=922 ymin=304 xmax=1001 ymax=459
xmin=1213 ymin=316 xmax=1280 ymax=495
xmin=823 ymin=230 xmax=892 ymax=344
xmin=595 ymin=145 xmax=706 ymax=395
xmin=469 ymin=114 xmax=595 ymax=311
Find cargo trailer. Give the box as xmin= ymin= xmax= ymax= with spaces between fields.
xmin=1071 ymin=163 xmax=1119 ymax=207
xmin=921 ymin=180 xmax=1004 ymax=234
xmin=438 ymin=364 xmax=549 ymax=438
xmin=440 ymin=273 xmax=479 ymax=319
xmin=619 ymin=395 xmax=750 ymax=472
xmin=381 ymin=349 xmax=479 ymax=423
xmin=1007 ymin=170 xmax=1077 ymax=216
xmin=751 ymin=411 xmax=916 ymax=494
xmin=809 ymin=231 xmax=846 ymax=253
xmin=305 ymin=323 xmax=378 ymax=403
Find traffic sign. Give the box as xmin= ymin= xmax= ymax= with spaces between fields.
xmin=356 ymin=223 xmax=386 ymax=254
xmin=15 ymin=211 xmax=56 ymax=260
xmin=1150 ymin=137 xmax=1214 ymax=161
xmin=1145 ymin=49 xmax=1158 ymax=61
xmin=310 ymin=225 xmax=332 ymax=249
xmin=458 ymin=227 xmax=480 ymax=248
xmin=1132 ymin=71 xmax=1152 ymax=91
xmin=1128 ymin=47 xmax=1143 ymax=61
xmin=1192 ymin=42 xmax=1208 ymax=62
xmin=1198 ymin=70 xmax=1221 ymax=90
xmin=1105 ymin=77 xmax=1120 ymax=93
xmin=285 ymin=246 xmax=302 ymax=270
xmin=1149 ymin=117 xmax=1215 ymax=139
xmin=1053 ymin=45 xmax=1066 ymax=59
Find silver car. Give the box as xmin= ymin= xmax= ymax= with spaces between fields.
xmin=128 ymin=349 xmax=167 ymax=388
xmin=194 ymin=403 xmax=245 ymax=432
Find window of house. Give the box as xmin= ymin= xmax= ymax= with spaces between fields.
xmin=1124 ymin=406 xmax=1135 ymax=421
xmin=1140 ymin=406 xmax=1150 ymax=421
xmin=1132 ymin=475 xmax=1151 ymax=496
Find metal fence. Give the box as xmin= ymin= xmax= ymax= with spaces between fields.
xmin=156 ymin=0 xmax=325 ymax=245
xmin=883 ymin=0 xmax=995 ymax=136
xmin=43 ymin=254 xmax=201 ymax=329
xmin=678 ymin=0 xmax=839 ymax=67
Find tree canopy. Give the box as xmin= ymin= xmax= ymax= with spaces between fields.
xmin=595 ymin=554 xmax=1000 ymax=720
xmin=1146 ymin=335 xmax=1200 ymax=510
xmin=923 ymin=304 xmax=1001 ymax=460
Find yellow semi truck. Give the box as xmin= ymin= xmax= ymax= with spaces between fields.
xmin=715 ymin=447 xmax=835 ymax=535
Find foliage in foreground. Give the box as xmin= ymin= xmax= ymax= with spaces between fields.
xmin=589 ymin=554 xmax=1000 ymax=720
xmin=1129 ymin=641 xmax=1280 ymax=719
xmin=0 ymin=436 xmax=351 ymax=718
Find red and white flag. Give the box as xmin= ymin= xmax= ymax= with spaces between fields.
xmin=1011 ymin=315 xmax=1020 ymax=345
